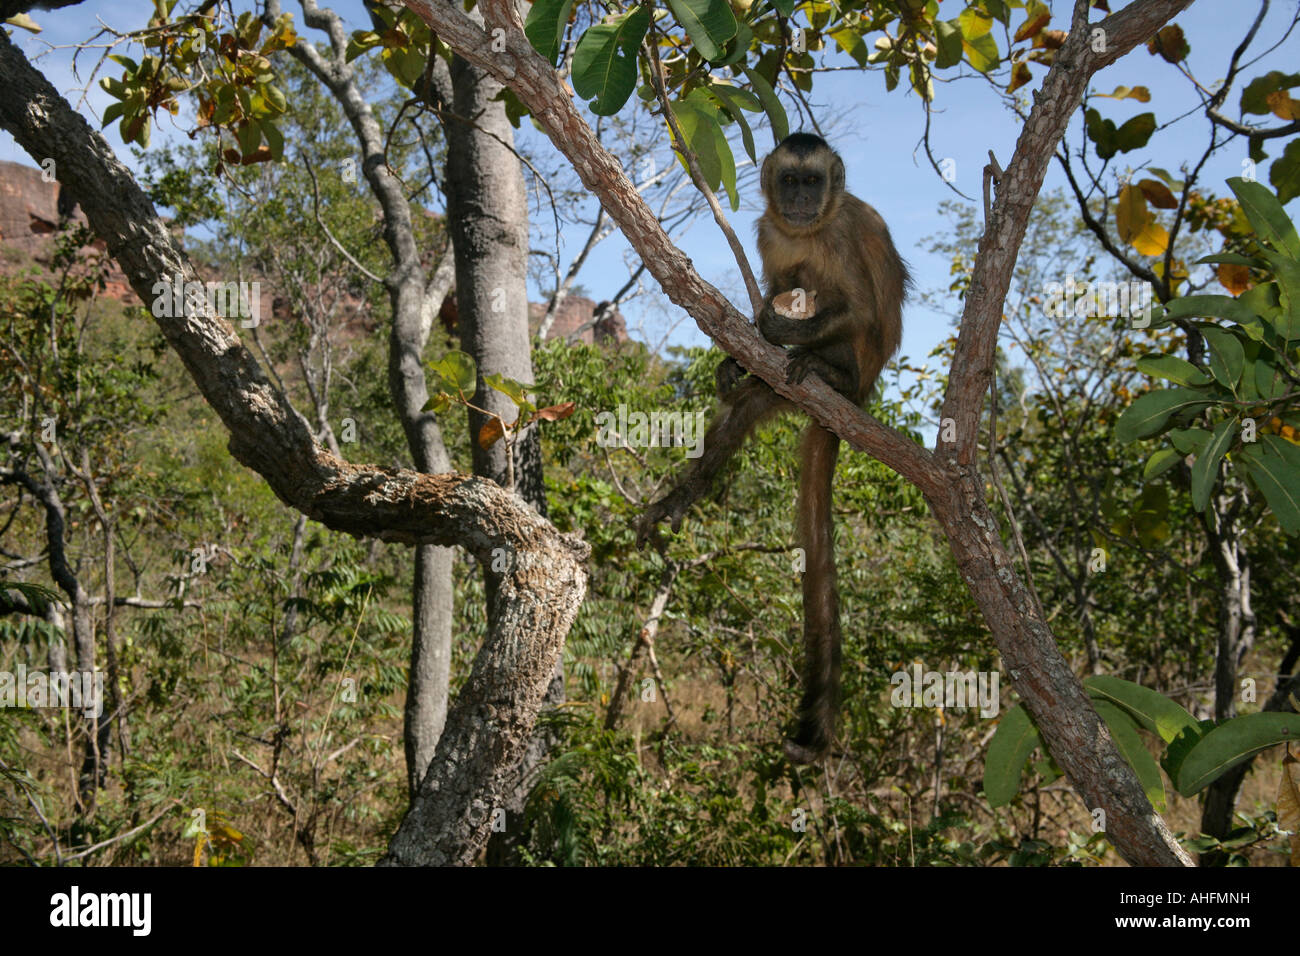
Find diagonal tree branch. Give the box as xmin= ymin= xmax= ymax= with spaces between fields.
xmin=0 ymin=25 xmax=588 ymax=866
xmin=404 ymin=0 xmax=1196 ymax=866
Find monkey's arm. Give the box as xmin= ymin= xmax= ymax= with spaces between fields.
xmin=756 ymin=297 xmax=851 ymax=348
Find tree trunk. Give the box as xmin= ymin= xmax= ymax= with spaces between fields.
xmin=430 ymin=30 xmax=560 ymax=860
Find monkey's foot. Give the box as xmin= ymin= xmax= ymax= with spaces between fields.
xmin=715 ymin=356 xmax=748 ymax=398
xmin=635 ymin=487 xmax=695 ymax=550
xmin=782 ymin=736 xmax=829 ymax=765
xmin=784 ymin=351 xmax=819 ymax=387
xmin=783 ymin=713 xmax=833 ymax=764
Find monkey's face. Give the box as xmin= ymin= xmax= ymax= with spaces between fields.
xmin=761 ymin=138 xmax=846 ymax=231
xmin=774 ymin=168 xmax=829 ymax=225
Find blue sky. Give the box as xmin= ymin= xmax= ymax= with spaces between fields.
xmin=3 ymin=1 xmax=1297 ymax=382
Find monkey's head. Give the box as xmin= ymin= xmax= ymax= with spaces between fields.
xmin=760 ymin=133 xmax=846 ymax=234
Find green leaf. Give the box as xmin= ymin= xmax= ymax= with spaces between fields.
xmin=572 ymin=6 xmax=652 ymax=116
xmin=236 ymin=119 xmax=261 ymax=156
xmin=1093 ymin=701 xmax=1167 ymax=811
xmin=671 ymin=90 xmax=738 ymax=209
xmin=1255 ymin=249 xmax=1300 ymax=338
xmin=1173 ymin=712 xmax=1299 ymax=795
xmin=1239 ymin=70 xmax=1300 ymax=116
xmin=1254 ymin=350 xmax=1289 ymax=400
xmin=1168 ymin=426 xmax=1212 ymax=456
xmin=484 ymin=372 xmax=532 ymax=407
xmin=1196 ymin=251 xmax=1264 ymax=268
xmin=1190 ymin=419 xmax=1236 ymax=512
xmin=741 ymin=65 xmax=788 ymax=143
xmin=705 ymin=82 xmax=759 ymax=163
xmin=108 ymin=54 xmax=139 ymax=73
xmin=1114 ymin=113 xmax=1156 ymax=153
xmin=961 ymin=30 xmax=999 ymax=73
xmin=935 ymin=19 xmax=963 ymax=70
xmin=830 ymin=28 xmax=868 ymax=68
xmin=262 ymin=83 xmax=287 ymax=114
xmin=716 ymin=20 xmax=753 ymax=68
xmin=1135 ymin=352 xmax=1211 ymax=386
xmin=983 ymin=704 xmax=1042 ymax=808
xmin=1083 ymin=676 xmax=1200 ymax=743
xmin=1143 ymin=447 xmax=1181 ymax=480
xmin=100 ymin=76 xmax=128 ymax=100
xmin=1165 ymin=293 xmax=1261 ymax=325
xmin=1239 ymin=436 xmax=1300 ymax=534
xmin=1271 ymin=137 xmax=1300 ymax=204
xmin=665 ymin=0 xmax=737 ymax=62
xmin=1227 ymin=176 xmax=1300 ymax=259
xmin=1115 ymin=388 xmax=1210 ymax=443
xmin=1199 ymin=325 xmax=1245 ymax=390
xmin=101 ymin=101 xmax=126 ymax=127
xmin=1161 ymin=720 xmax=1212 ymax=782
xmin=262 ymin=120 xmax=284 ymax=161
xmin=1085 ymin=108 xmax=1118 ymax=160
xmin=524 ymin=0 xmax=576 ymax=65
xmin=958 ymin=6 xmax=993 ymax=38
xmin=344 ymin=31 xmax=378 ymax=63
xmin=431 ymin=350 xmax=477 ymax=395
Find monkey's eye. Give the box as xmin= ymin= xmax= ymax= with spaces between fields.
xmin=804 ymin=175 xmax=821 ymax=186
xmin=782 ymin=174 xmax=797 ymax=186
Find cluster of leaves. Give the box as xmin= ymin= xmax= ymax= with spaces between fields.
xmin=1116 ymin=178 xmax=1300 ymax=534
xmin=987 ymin=675 xmax=1298 ymax=853
xmin=510 ymin=0 xmax=1071 ymax=211
xmin=344 ymin=3 xmax=438 ymax=89
xmin=1240 ymin=70 xmax=1300 ymax=203
xmin=425 ymin=350 xmax=575 ymax=453
xmin=99 ymin=1 xmax=295 ymax=169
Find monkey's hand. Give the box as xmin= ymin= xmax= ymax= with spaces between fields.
xmin=635 ymin=486 xmax=695 ymax=550
xmin=715 ymin=356 xmax=748 ymax=399
xmin=755 ymin=298 xmax=782 ymax=343
xmin=784 ymin=349 xmax=856 ymax=394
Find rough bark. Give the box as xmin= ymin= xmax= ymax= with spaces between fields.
xmin=433 ymin=54 xmax=546 ymax=513
xmin=404 ymin=0 xmax=1195 ymax=866
xmin=0 ymin=26 xmax=587 ymax=864
xmin=423 ymin=12 xmax=559 ymax=859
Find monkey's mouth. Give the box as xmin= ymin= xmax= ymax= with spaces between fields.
xmin=785 ymin=210 xmax=819 ymax=225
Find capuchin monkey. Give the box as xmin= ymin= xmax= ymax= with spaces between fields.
xmin=636 ymin=132 xmax=909 ymax=764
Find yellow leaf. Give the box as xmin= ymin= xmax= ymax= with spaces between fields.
xmin=1132 ymin=221 xmax=1169 ymax=256
xmin=1012 ymin=4 xmax=1051 ymax=44
xmin=1097 ymin=85 xmax=1152 ymax=102
xmin=1007 ymin=61 xmax=1032 ymax=94
xmin=1266 ymin=90 xmax=1300 ymax=121
xmin=1115 ymin=183 xmax=1151 ymax=243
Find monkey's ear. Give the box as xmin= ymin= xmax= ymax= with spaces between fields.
xmin=760 ymin=153 xmax=774 ymax=196
xmin=830 ymin=152 xmax=846 ymax=192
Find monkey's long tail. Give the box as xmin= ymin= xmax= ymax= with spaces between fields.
xmin=784 ymin=423 xmax=842 ymax=764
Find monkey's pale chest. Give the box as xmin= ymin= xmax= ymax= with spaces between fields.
xmin=779 ymin=241 xmax=842 ymax=295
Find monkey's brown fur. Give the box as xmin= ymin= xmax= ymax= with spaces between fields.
xmin=637 ymin=133 xmax=908 ymax=763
